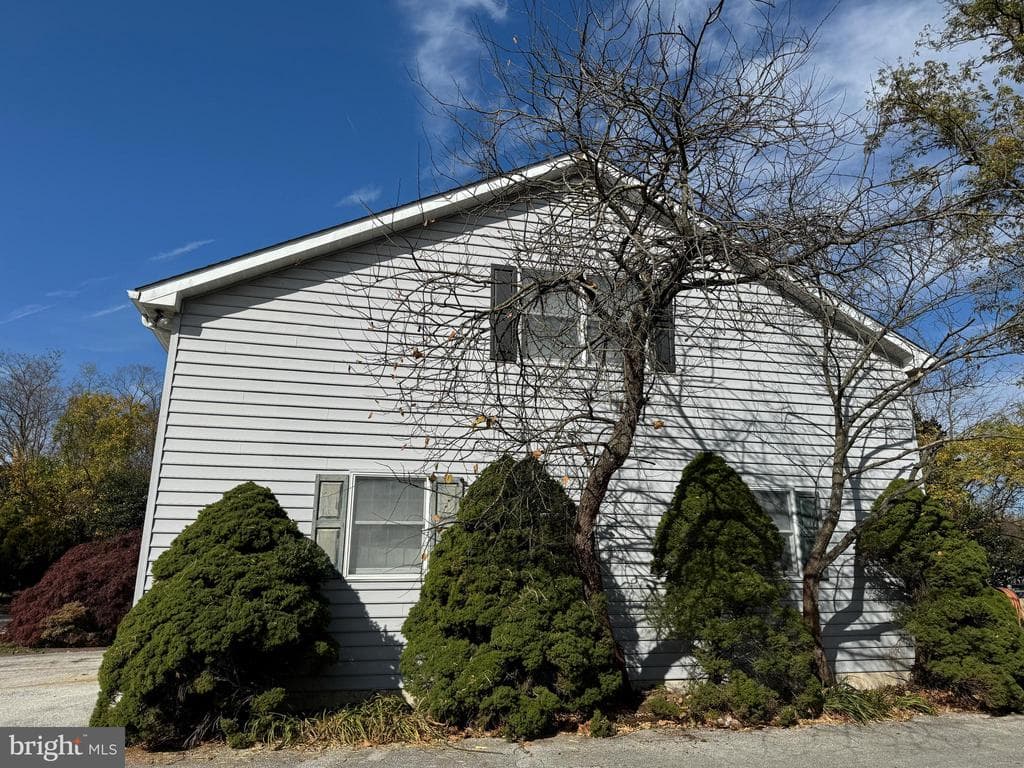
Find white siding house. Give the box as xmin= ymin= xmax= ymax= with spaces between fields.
xmin=130 ymin=158 xmax=927 ymax=693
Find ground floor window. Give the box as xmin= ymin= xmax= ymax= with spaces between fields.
xmin=313 ymin=472 xmax=464 ymax=579
xmin=752 ymin=488 xmax=821 ymax=577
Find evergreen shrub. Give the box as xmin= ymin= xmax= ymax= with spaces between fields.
xmin=90 ymin=483 xmax=337 ymax=748
xmin=859 ymin=480 xmax=1024 ymax=711
xmin=400 ymin=456 xmax=624 ymax=740
xmin=6 ymin=530 xmax=140 ymax=647
xmin=650 ymin=452 xmax=822 ymax=724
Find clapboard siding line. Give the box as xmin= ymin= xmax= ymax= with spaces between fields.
xmin=162 ymin=388 xmax=910 ymax=423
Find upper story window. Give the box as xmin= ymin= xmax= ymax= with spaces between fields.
xmin=489 ymin=265 xmax=675 ymax=372
xmin=313 ymin=473 xmax=465 ymax=580
xmin=520 ymin=268 xmax=581 ymax=361
xmin=752 ymin=488 xmax=821 ymax=577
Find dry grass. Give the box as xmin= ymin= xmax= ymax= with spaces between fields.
xmin=247 ymin=694 xmax=443 ymax=748
xmin=822 ymin=681 xmax=936 ymax=724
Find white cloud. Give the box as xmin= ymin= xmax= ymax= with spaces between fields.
xmin=335 ymin=185 xmax=383 ymax=209
xmin=86 ymin=303 xmax=130 ymax=319
xmin=813 ymin=0 xmax=946 ymax=111
xmin=151 ymin=238 xmax=216 ymax=262
xmin=401 ymin=0 xmax=507 ymax=125
xmin=45 ymin=275 xmax=114 ymax=299
xmin=0 ymin=304 xmax=53 ymax=325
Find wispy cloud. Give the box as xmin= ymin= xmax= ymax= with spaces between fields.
xmin=0 ymin=304 xmax=53 ymax=325
xmin=151 ymin=238 xmax=216 ymax=262
xmin=401 ymin=0 xmax=507 ymax=131
xmin=85 ymin=303 xmax=130 ymax=319
xmin=335 ymin=185 xmax=383 ymax=209
xmin=814 ymin=0 xmax=946 ymax=111
xmin=45 ymin=275 xmax=114 ymax=299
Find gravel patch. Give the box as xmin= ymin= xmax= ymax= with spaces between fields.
xmin=0 ymin=648 xmax=104 ymax=727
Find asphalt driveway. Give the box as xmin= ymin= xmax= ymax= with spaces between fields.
xmin=0 ymin=648 xmax=104 ymax=727
xmin=130 ymin=714 xmax=1024 ymax=768
xmin=1 ymin=651 xmax=1020 ymax=767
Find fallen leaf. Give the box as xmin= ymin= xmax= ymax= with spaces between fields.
xmin=653 ymin=419 xmax=666 ymax=430
xmin=531 ymin=449 xmax=543 ymax=459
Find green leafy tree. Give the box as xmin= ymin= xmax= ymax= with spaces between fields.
xmin=90 ymin=483 xmax=337 ymax=748
xmin=651 ymin=452 xmax=822 ymax=724
xmin=859 ymin=479 xmax=1024 ymax=711
xmin=920 ymin=409 xmax=1024 ymax=586
xmin=400 ymin=456 xmax=624 ymax=740
xmin=872 ymin=0 xmax=1024 ymax=331
xmin=54 ymin=390 xmax=157 ymax=537
xmin=0 ymin=456 xmax=79 ymax=592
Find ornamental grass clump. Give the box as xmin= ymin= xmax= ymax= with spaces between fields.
xmin=400 ymin=455 xmax=624 ymax=740
xmin=651 ymin=452 xmax=822 ymax=725
xmin=859 ymin=480 xmax=1024 ymax=712
xmin=90 ymin=482 xmax=337 ymax=748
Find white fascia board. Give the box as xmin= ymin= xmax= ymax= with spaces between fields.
xmin=132 ymin=156 xmax=577 ymax=313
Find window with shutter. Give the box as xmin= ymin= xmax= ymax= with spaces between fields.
xmin=752 ymin=487 xmax=821 ymax=578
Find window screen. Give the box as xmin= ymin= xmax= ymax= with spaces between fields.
xmin=754 ymin=489 xmax=797 ymax=575
xmin=520 ymin=269 xmax=580 ymax=361
xmin=349 ymin=476 xmax=424 ymax=575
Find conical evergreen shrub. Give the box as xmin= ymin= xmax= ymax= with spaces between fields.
xmin=400 ymin=456 xmax=624 ymax=739
xmin=651 ymin=452 xmax=822 ymax=723
xmin=860 ymin=480 xmax=1024 ymax=711
xmin=90 ymin=482 xmax=337 ymax=748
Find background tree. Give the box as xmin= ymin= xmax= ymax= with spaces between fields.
xmin=0 ymin=350 xmax=64 ymax=467
xmin=921 ymin=406 xmax=1024 ymax=586
xmin=0 ymin=355 xmax=160 ymax=592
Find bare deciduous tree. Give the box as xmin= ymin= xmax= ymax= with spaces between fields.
xmin=361 ymin=0 xmax=1019 ymax=683
xmin=0 ymin=350 xmax=65 ymax=466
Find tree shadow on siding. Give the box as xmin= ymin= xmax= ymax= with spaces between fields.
xmin=291 ymin=570 xmax=405 ymax=706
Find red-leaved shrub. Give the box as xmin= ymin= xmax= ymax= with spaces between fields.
xmin=6 ymin=530 xmax=141 ymax=647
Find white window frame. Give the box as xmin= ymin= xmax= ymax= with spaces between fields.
xmin=313 ymin=472 xmax=467 ymax=582
xmin=752 ymin=486 xmax=820 ymax=578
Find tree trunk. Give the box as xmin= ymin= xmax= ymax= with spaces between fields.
xmin=801 ymin=565 xmax=833 ymax=684
xmin=801 ymin=420 xmax=849 ymax=686
xmin=573 ymin=343 xmax=648 ymax=694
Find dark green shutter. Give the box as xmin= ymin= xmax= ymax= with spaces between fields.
xmin=490 ymin=265 xmax=518 ymax=362
xmin=653 ymin=302 xmax=675 ymax=373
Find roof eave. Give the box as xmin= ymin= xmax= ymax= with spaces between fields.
xmin=131 ymin=155 xmax=579 ymax=318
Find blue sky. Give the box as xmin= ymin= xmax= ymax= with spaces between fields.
xmin=0 ymin=0 xmax=942 ymax=378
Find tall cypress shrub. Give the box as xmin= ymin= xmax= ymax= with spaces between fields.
xmin=90 ymin=483 xmax=337 ymax=748
xmin=860 ymin=480 xmax=1024 ymax=711
xmin=651 ymin=452 xmax=821 ymax=723
xmin=400 ymin=456 xmax=623 ymax=739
